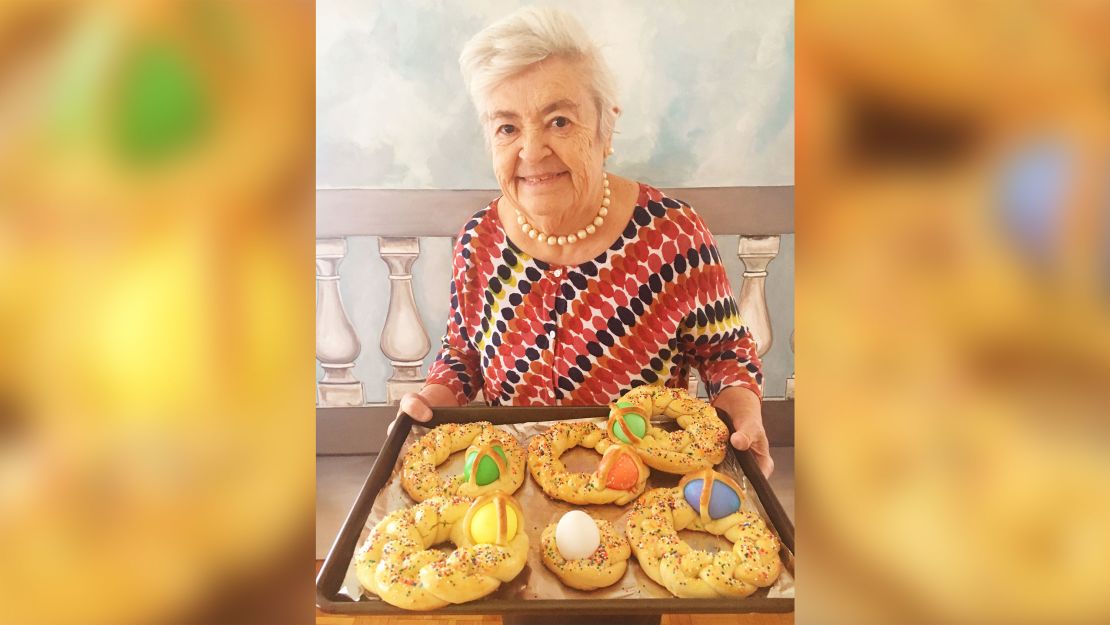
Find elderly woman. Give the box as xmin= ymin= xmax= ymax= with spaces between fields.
xmin=397 ymin=7 xmax=773 ymax=477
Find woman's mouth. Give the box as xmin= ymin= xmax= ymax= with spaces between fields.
xmin=518 ymin=172 xmax=568 ymax=186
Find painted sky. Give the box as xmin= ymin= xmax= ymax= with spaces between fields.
xmin=317 ymin=0 xmax=794 ymax=189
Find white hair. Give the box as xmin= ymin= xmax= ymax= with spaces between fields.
xmin=458 ymin=6 xmax=620 ymax=141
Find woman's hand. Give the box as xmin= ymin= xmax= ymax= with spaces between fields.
xmin=389 ymin=384 xmax=459 ymax=436
xmin=398 ymin=392 xmax=435 ymax=423
xmin=712 ymin=386 xmax=774 ymax=478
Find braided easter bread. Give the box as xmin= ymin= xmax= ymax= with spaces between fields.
xmin=626 ymin=470 xmax=782 ymax=598
xmin=607 ymin=385 xmax=728 ymax=474
xmin=355 ymin=493 xmax=529 ymax=610
xmin=401 ymin=421 xmax=525 ymax=502
xmin=527 ymin=421 xmax=650 ymax=505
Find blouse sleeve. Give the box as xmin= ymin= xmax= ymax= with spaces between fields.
xmin=676 ymin=211 xmax=764 ymax=401
xmin=425 ymin=238 xmax=483 ymax=405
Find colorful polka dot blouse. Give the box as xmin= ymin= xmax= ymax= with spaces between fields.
xmin=426 ymin=182 xmax=763 ymax=406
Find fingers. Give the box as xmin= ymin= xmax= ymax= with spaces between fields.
xmin=753 ymin=446 xmax=775 ymax=479
xmin=730 ymin=431 xmax=752 ymax=450
xmin=397 ymin=393 xmax=433 ymax=423
xmin=730 ymin=429 xmax=775 ymax=479
xmin=389 ymin=393 xmax=433 ymax=439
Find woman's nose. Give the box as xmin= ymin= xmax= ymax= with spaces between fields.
xmin=518 ymin=129 xmax=551 ymax=163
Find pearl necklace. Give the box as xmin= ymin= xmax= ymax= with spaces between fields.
xmin=515 ymin=172 xmax=610 ymax=246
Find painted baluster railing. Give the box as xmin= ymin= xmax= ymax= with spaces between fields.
xmin=316 ymin=238 xmax=364 ymax=406
xmin=379 ymin=237 xmax=432 ymax=404
xmin=738 ymin=235 xmax=780 ymax=396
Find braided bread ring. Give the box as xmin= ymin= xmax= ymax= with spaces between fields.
xmin=401 ymin=422 xmax=526 ymax=502
xmin=540 ymin=516 xmax=631 ymax=590
xmin=527 ymin=421 xmax=650 ymax=505
xmin=355 ymin=493 xmax=529 ymax=610
xmin=626 ymin=471 xmax=782 ymax=598
xmin=607 ymin=385 xmax=728 ymax=474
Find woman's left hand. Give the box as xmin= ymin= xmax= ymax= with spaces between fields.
xmin=712 ymin=386 xmax=774 ymax=478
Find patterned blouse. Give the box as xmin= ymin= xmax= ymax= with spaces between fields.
xmin=426 ymin=182 xmax=763 ymax=407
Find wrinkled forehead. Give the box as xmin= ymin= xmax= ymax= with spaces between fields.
xmin=483 ymin=57 xmax=598 ymax=124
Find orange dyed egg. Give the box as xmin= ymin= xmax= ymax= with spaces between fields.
xmin=605 ymin=453 xmax=639 ymax=490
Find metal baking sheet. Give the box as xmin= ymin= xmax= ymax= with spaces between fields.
xmin=316 ymin=406 xmax=795 ymax=615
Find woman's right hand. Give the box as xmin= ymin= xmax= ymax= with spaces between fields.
xmin=388 ymin=384 xmax=459 ymax=436
xmin=397 ymin=392 xmax=435 ymax=423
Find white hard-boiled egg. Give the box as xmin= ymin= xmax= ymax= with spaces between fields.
xmin=554 ymin=510 xmax=600 ymax=560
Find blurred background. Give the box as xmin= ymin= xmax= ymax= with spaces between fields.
xmin=798 ymin=1 xmax=1110 ymax=624
xmin=0 ymin=1 xmax=314 ymax=624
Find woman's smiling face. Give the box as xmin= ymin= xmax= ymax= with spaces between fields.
xmin=485 ymin=56 xmax=608 ymax=223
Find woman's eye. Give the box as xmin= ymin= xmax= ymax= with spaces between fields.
xmin=497 ymin=124 xmax=516 ymax=136
xmin=551 ymin=116 xmax=570 ymax=129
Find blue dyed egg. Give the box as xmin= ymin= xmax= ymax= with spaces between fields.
xmin=683 ymin=478 xmax=741 ymax=520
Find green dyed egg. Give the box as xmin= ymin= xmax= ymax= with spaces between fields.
xmin=611 ymin=404 xmax=647 ymax=444
xmin=464 ymin=445 xmax=508 ymax=486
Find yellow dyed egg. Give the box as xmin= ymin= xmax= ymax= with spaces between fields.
xmin=469 ymin=502 xmax=519 ymax=544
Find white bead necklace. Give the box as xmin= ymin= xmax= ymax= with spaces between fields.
xmin=515 ymin=172 xmax=610 ymax=246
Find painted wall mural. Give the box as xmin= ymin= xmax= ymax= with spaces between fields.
xmin=317 ymin=0 xmax=794 ymax=189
